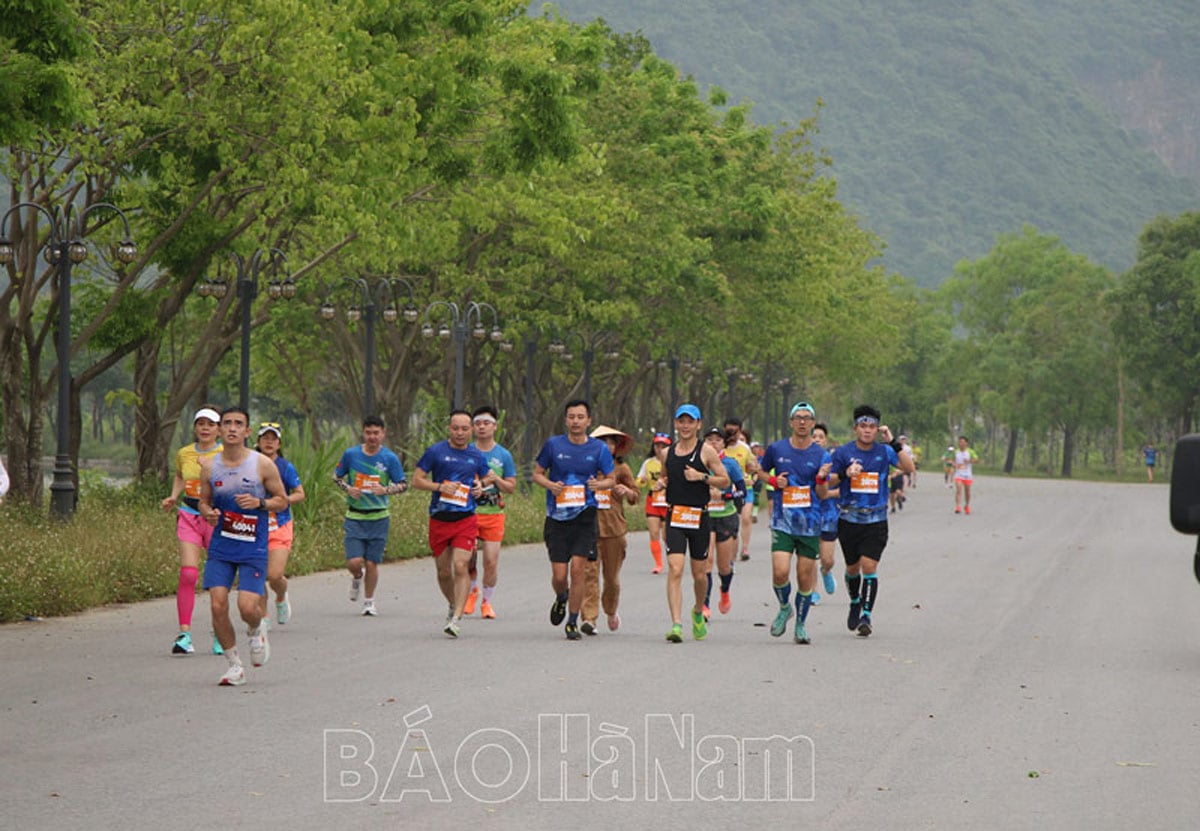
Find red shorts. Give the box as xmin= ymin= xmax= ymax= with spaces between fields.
xmin=644 ymin=493 xmax=669 ymax=519
xmin=475 ymin=512 xmax=506 ymax=543
xmin=430 ymin=515 xmax=479 ymax=556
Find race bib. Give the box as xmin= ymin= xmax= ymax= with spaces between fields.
xmin=782 ymin=486 xmax=812 ymax=509
xmin=556 ymin=484 xmax=586 ymax=509
xmin=184 ymin=479 xmax=202 ymax=498
xmin=707 ymin=495 xmax=726 ymax=512
xmin=650 ymin=489 xmax=668 ymax=508
xmin=439 ymin=482 xmax=471 ymax=508
xmin=596 ymin=489 xmax=612 ymax=510
xmin=220 ymin=510 xmax=258 ymax=542
xmin=850 ymin=471 xmax=879 ymax=494
xmin=354 ymin=472 xmax=381 ymax=491
xmin=670 ymin=505 xmax=702 ymax=529
xmin=268 ymin=512 xmax=279 ymax=533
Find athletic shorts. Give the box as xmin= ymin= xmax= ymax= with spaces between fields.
xmin=430 ymin=514 xmax=478 ymax=556
xmin=544 ymin=508 xmax=598 ymax=564
xmin=644 ymin=494 xmax=668 ymax=519
xmin=837 ymin=519 xmax=889 ymax=566
xmin=268 ymin=520 xmax=294 ymax=551
xmin=177 ymin=511 xmax=214 ymax=548
xmin=819 ymin=529 xmax=839 ymax=542
xmin=711 ymin=512 xmax=740 ymax=543
xmin=203 ymin=555 xmax=267 ymax=596
xmin=344 ymin=517 xmax=389 ymax=563
xmin=890 ymin=473 xmax=905 ymax=491
xmin=954 ymin=475 xmax=973 ymax=484
xmin=475 ymin=512 xmax=506 ymax=543
xmin=665 ymin=509 xmax=711 ymax=561
xmin=770 ymin=530 xmax=819 ymax=560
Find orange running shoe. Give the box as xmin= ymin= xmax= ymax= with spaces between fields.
xmin=964 ymin=505 xmax=971 ymax=515
xmin=480 ymin=600 xmax=496 ymax=619
xmin=718 ymin=590 xmax=731 ymax=615
xmin=463 ymin=586 xmax=479 ymax=616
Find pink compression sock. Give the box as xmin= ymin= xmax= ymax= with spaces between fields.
xmin=177 ymin=566 xmax=199 ymax=628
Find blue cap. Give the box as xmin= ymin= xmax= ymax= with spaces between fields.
xmin=673 ymin=403 xmax=701 ymax=420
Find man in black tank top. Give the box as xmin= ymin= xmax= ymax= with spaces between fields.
xmin=662 ymin=404 xmax=730 ymax=643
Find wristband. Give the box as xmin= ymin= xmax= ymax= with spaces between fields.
xmin=815 ymin=474 xmax=828 ymax=484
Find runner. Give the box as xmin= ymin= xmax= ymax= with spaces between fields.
xmin=1141 ymin=443 xmax=1157 ymax=483
xmin=953 ymin=435 xmax=978 ymax=514
xmin=761 ymin=403 xmax=832 ymax=645
xmin=581 ymin=425 xmax=639 ymax=634
xmin=702 ymin=427 xmax=746 ymax=619
xmin=661 ymin=404 xmax=730 ymax=643
xmin=723 ymin=417 xmax=759 ymax=561
xmin=412 ymin=409 xmax=490 ymax=638
xmin=463 ymin=405 xmax=517 ymax=619
xmin=811 ymin=422 xmax=839 ymax=606
xmin=531 ymin=400 xmax=615 ymax=641
xmin=941 ymin=445 xmax=955 ymax=488
xmin=828 ymin=404 xmax=915 ymax=637
xmin=333 ymin=415 xmax=407 ymax=616
xmin=254 ymin=423 xmax=305 ymax=626
xmin=0 ymin=455 xmax=9 ymax=505
xmin=196 ymin=407 xmax=289 ymax=686
xmin=160 ymin=406 xmax=222 ymax=655
xmin=636 ymin=433 xmax=672 ymax=573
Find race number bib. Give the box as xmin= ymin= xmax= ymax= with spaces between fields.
xmin=184 ymin=479 xmax=202 ymax=498
xmin=707 ymin=495 xmax=726 ymax=512
xmin=220 ymin=510 xmax=259 ymax=542
xmin=439 ymin=482 xmax=471 ymax=509
xmin=850 ymin=471 xmax=879 ymax=494
xmin=670 ymin=505 xmax=702 ymax=529
xmin=650 ymin=489 xmax=668 ymax=509
xmin=353 ymin=472 xmax=381 ymax=492
xmin=556 ymin=484 xmax=586 ymax=509
xmin=268 ymin=512 xmax=279 ymax=533
xmin=596 ymin=489 xmax=612 ymax=510
xmin=782 ymin=486 xmax=812 ymax=509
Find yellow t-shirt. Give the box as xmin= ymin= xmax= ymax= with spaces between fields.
xmin=176 ymin=442 xmax=222 ymax=514
xmin=725 ymin=442 xmax=755 ymax=481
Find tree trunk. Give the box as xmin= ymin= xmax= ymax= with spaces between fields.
xmin=1061 ymin=425 xmax=1074 ymax=478
xmin=1004 ymin=427 xmax=1018 ymax=474
xmin=134 ymin=340 xmax=171 ymax=483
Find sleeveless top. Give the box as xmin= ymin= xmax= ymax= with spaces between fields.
xmin=209 ymin=451 xmax=269 ymax=561
xmin=665 ymin=441 xmax=710 ymax=508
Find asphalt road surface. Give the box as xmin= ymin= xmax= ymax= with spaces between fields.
xmin=3 ymin=476 xmax=1196 ymax=830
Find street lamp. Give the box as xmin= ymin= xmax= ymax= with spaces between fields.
xmin=319 ymin=276 xmax=418 ymax=417
xmin=195 ymin=248 xmax=292 ymax=412
xmin=421 ymin=301 xmax=504 ymax=408
xmin=0 ymin=201 xmax=137 ymax=520
xmin=548 ymin=329 xmax=617 ymax=405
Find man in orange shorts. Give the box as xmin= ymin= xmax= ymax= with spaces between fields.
xmin=463 ymin=405 xmax=517 ymax=619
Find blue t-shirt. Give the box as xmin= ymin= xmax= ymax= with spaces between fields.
xmin=471 ymin=442 xmax=517 ymax=514
xmin=830 ymin=441 xmax=900 ymax=525
xmin=415 ymin=440 xmax=490 ymax=516
xmin=271 ymin=457 xmax=302 ymax=527
xmin=535 ymin=434 xmax=615 ymax=521
xmin=761 ymin=439 xmax=832 ymax=537
xmin=1143 ymin=447 xmax=1157 ymax=466
xmin=334 ymin=445 xmax=406 ymax=520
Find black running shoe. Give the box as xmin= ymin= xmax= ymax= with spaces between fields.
xmin=550 ymin=597 xmax=567 ymax=626
xmin=847 ymin=601 xmax=862 ymax=631
xmin=580 ymin=621 xmax=596 ymax=636
xmin=857 ymin=614 xmax=872 ymax=637
xmin=565 ymin=622 xmax=581 ymax=640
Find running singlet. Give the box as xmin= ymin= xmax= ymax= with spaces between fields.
xmin=472 ymin=442 xmax=516 ymax=515
xmin=955 ymin=448 xmax=978 ymax=480
xmin=664 ymin=442 xmax=710 ymax=509
xmin=761 ymin=439 xmax=831 ymax=537
xmin=830 ymin=442 xmax=899 ymax=525
xmin=176 ymin=442 xmax=222 ymax=514
xmin=335 ymin=445 xmax=406 ymax=521
xmin=536 ymin=434 xmax=615 ymax=521
xmin=269 ymin=457 xmax=302 ymax=530
xmin=208 ymin=451 xmax=269 ymax=562
xmin=416 ymin=440 xmax=490 ymax=516
xmin=708 ymin=455 xmax=745 ymax=518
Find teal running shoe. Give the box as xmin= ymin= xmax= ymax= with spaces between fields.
xmin=770 ymin=604 xmax=793 ymax=637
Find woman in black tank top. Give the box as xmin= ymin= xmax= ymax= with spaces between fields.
xmin=665 ymin=442 xmax=710 ymax=508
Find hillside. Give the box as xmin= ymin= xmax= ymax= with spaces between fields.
xmin=535 ymin=0 xmax=1200 ymax=284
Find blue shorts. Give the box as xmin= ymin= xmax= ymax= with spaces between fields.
xmin=203 ymin=556 xmax=267 ymax=596
xmin=344 ymin=517 xmax=389 ymax=563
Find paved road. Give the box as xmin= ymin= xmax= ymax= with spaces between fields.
xmin=3 ymin=477 xmax=1196 ymax=829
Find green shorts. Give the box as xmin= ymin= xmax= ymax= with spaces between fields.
xmin=771 ymin=530 xmax=819 ymax=560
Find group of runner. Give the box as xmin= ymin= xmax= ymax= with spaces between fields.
xmin=163 ymin=396 xmax=921 ymax=685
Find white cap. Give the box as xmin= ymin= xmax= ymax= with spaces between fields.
xmin=193 ymin=408 xmax=221 ymax=424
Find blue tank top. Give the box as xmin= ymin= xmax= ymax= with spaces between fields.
xmin=209 ymin=451 xmax=268 ymax=561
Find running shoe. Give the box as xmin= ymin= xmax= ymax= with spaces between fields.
xmin=857 ymin=614 xmax=873 ymax=637
xmin=218 ymin=664 xmax=246 ymax=686
xmin=580 ymin=620 xmax=596 ymax=636
xmin=564 ymin=622 xmax=581 ymax=641
xmin=954 ymin=507 xmax=961 ymax=514
xmin=794 ymin=620 xmax=810 ymax=645
xmin=349 ymin=574 xmax=362 ymax=601
xmin=692 ymin=610 xmax=708 ymax=641
xmin=739 ymin=552 xmax=750 ymax=562
xmin=718 ymin=590 xmax=731 ymax=615
xmin=463 ymin=586 xmax=479 ymax=616
xmin=822 ymin=569 xmax=837 ymax=595
xmin=607 ymin=613 xmax=620 ymax=631
xmin=770 ymin=604 xmax=793 ymax=637
xmin=480 ymin=600 xmax=496 ymax=619
xmin=549 ymin=597 xmax=567 ymax=626
xmin=172 ymin=631 xmax=194 ymax=655
xmin=665 ymin=624 xmax=683 ymax=643
xmin=847 ymin=601 xmax=863 ymax=631
xmin=702 ymin=605 xmax=711 ymax=622
xmin=249 ymin=627 xmax=270 ymax=667
xmin=964 ymin=505 xmax=971 ymax=515
xmin=444 ymin=619 xmax=460 ymax=638
xmin=361 ymin=601 xmax=378 ymax=617
xmin=811 ymin=591 xmax=822 ymax=606
xmin=212 ymin=635 xmax=224 ymax=656
xmin=276 ymin=594 xmax=291 ymax=625
xmin=652 ymin=565 xmax=663 ymax=574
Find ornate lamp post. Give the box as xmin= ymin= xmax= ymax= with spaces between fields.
xmin=549 ymin=329 xmax=618 ymax=405
xmin=319 ymin=277 xmax=418 ymax=416
xmin=421 ymin=301 xmax=505 ymax=408
xmin=195 ymin=248 xmax=292 ymax=411
xmin=0 ymin=202 xmax=137 ymax=520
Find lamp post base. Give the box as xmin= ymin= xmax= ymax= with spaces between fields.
xmin=49 ymin=456 xmax=76 ymax=521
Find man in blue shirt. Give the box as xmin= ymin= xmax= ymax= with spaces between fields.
xmin=532 ymin=399 xmax=615 ymax=641
xmin=828 ymin=404 xmax=915 ymax=637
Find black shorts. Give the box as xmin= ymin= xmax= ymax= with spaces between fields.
xmin=711 ymin=512 xmax=740 ymax=543
xmin=837 ymin=519 xmax=888 ymax=566
xmin=544 ymin=508 xmax=598 ymax=564
xmin=665 ymin=510 xmax=711 ymax=561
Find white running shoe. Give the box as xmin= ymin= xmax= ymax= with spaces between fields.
xmin=444 ymin=618 xmax=460 ymax=638
xmin=219 ymin=664 xmax=246 ymax=686
xmin=249 ymin=627 xmax=270 ymax=667
xmin=349 ymin=575 xmax=362 ymax=602
xmin=361 ymin=601 xmax=378 ymax=617
xmin=276 ymin=594 xmax=291 ymax=625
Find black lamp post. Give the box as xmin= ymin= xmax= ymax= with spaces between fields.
xmin=421 ymin=301 xmax=505 ymax=408
xmin=549 ymin=330 xmax=618 ymax=405
xmin=196 ymin=249 xmax=292 ymax=412
xmin=319 ymin=276 xmax=418 ymax=417
xmin=0 ymin=202 xmax=137 ymax=520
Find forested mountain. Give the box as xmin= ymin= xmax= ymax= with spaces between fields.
xmin=536 ymin=0 xmax=1200 ymax=284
